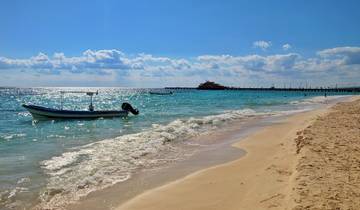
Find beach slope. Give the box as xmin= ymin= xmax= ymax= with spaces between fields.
xmin=292 ymin=99 xmax=360 ymax=209
xmin=117 ymin=98 xmax=359 ymax=210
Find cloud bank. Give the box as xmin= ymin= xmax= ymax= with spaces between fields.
xmin=0 ymin=47 xmax=359 ymax=87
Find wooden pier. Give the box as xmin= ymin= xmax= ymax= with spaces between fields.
xmin=165 ymin=86 xmax=360 ymax=93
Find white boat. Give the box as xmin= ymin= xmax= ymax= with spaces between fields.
xmin=22 ymin=91 xmax=139 ymax=119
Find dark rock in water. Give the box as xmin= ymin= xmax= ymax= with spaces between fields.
xmin=197 ymin=81 xmax=226 ymax=90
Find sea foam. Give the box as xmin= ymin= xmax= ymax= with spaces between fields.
xmin=37 ymin=108 xmax=263 ymax=209
xmin=290 ymin=95 xmax=347 ymax=105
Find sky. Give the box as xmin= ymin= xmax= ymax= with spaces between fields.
xmin=0 ymin=0 xmax=360 ymax=87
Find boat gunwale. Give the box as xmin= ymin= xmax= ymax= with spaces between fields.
xmin=22 ymin=104 xmax=129 ymax=119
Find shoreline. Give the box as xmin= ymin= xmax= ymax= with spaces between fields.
xmin=25 ymin=95 xmax=351 ymax=209
xmin=115 ymin=96 xmax=358 ymax=210
xmin=66 ymin=105 xmax=326 ymax=210
xmin=0 ymin=89 xmax=358 ymax=210
xmin=67 ymin=114 xmax=279 ymax=210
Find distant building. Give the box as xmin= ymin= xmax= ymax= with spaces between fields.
xmin=197 ymin=81 xmax=226 ymax=90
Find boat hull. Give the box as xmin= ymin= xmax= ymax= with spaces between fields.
xmin=22 ymin=104 xmax=128 ymax=119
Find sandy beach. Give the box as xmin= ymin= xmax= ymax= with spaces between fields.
xmin=3 ymin=2 xmax=360 ymax=209
xmin=293 ymin=98 xmax=360 ymax=209
xmin=117 ymin=97 xmax=360 ymax=210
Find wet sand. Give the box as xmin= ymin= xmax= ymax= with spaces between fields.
xmin=67 ymin=116 xmax=278 ymax=210
xmin=116 ymin=97 xmax=359 ymax=210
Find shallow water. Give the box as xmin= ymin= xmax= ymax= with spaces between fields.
xmin=0 ymin=87 xmax=353 ymax=209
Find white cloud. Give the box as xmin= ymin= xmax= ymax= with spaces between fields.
xmin=266 ymin=53 xmax=300 ymax=71
xmin=0 ymin=47 xmax=359 ymax=87
xmin=317 ymin=46 xmax=360 ymax=65
xmin=195 ymin=53 xmax=300 ymax=72
xmin=253 ymin=40 xmax=272 ymax=51
xmin=282 ymin=43 xmax=292 ymax=51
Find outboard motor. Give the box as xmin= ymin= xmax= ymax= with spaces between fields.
xmin=121 ymin=102 xmax=139 ymax=115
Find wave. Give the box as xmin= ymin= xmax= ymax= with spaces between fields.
xmin=0 ymin=133 xmax=27 ymax=141
xmin=35 ymin=94 xmax=347 ymax=209
xmin=290 ymin=95 xmax=348 ymax=105
xmin=36 ymin=108 xmax=264 ymax=209
xmin=0 ymin=177 xmax=31 ymax=209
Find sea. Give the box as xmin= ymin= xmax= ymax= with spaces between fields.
xmin=0 ymin=87 xmax=353 ymax=209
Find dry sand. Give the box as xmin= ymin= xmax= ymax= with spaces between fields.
xmin=117 ymin=98 xmax=360 ymax=210
xmin=293 ymin=99 xmax=360 ymax=209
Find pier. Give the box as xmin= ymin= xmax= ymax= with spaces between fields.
xmin=165 ymin=81 xmax=360 ymax=93
xmin=165 ymin=87 xmax=360 ymax=92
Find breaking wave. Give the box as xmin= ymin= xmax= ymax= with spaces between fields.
xmin=290 ymin=95 xmax=348 ymax=105
xmin=37 ymin=108 xmax=263 ymax=209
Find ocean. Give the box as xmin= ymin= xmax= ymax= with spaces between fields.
xmin=0 ymin=87 xmax=352 ymax=209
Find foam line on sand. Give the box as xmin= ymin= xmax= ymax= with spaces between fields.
xmin=117 ymin=97 xmax=360 ymax=210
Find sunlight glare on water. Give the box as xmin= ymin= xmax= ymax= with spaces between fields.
xmin=0 ymin=87 xmax=351 ymax=209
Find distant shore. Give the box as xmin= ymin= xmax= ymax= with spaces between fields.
xmin=165 ymin=87 xmax=360 ymax=93
xmin=116 ymin=96 xmax=359 ymax=210
xmin=166 ymin=80 xmax=360 ymax=92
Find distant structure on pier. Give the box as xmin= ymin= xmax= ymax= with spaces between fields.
xmin=197 ymin=81 xmax=226 ymax=90
xmin=165 ymin=81 xmax=360 ymax=93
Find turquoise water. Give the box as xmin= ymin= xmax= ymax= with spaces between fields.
xmin=0 ymin=87 xmax=353 ymax=209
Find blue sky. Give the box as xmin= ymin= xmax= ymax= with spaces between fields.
xmin=1 ymin=0 xmax=360 ymax=87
